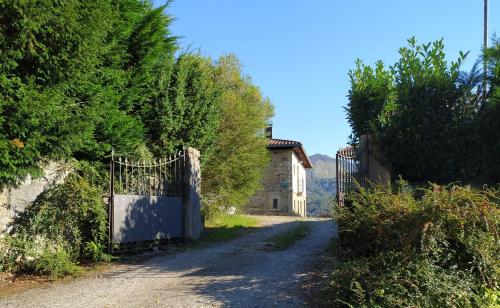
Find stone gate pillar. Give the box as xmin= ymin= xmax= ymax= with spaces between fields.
xmin=183 ymin=147 xmax=203 ymax=240
xmin=359 ymin=135 xmax=391 ymax=185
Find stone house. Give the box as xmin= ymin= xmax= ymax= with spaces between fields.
xmin=246 ymin=129 xmax=312 ymax=217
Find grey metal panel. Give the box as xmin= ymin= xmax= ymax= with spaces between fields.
xmin=113 ymin=194 xmax=183 ymax=243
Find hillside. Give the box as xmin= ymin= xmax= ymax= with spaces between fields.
xmin=307 ymin=154 xmax=337 ymax=216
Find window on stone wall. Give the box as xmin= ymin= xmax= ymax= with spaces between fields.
xmin=278 ymin=173 xmax=288 ymax=188
xmin=273 ymin=198 xmax=278 ymax=209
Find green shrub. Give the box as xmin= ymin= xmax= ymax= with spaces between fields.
xmin=1 ymin=170 xmax=110 ymax=276
xmin=325 ymin=253 xmax=499 ymax=307
xmin=345 ymin=37 xmax=500 ymax=184
xmin=324 ymin=182 xmax=500 ymax=307
xmin=33 ymin=247 xmax=80 ymax=278
xmin=0 ymin=234 xmax=79 ymax=277
xmin=12 ymin=173 xmax=108 ymax=260
xmin=84 ymin=241 xmax=114 ymax=263
xmin=346 ymin=59 xmax=394 ymax=140
xmin=0 ymin=233 xmax=36 ymax=273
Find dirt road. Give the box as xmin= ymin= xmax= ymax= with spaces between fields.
xmin=0 ymin=216 xmax=336 ymax=307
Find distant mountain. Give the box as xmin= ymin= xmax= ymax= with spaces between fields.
xmin=307 ymin=154 xmax=337 ymax=217
xmin=309 ymin=154 xmax=336 ymax=179
xmin=310 ymin=153 xmax=336 ymax=162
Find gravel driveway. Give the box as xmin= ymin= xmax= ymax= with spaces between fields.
xmin=0 ymin=216 xmax=336 ymax=308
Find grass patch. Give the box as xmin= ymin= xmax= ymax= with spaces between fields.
xmin=264 ymin=222 xmax=311 ymax=250
xmin=202 ymin=215 xmax=259 ymax=242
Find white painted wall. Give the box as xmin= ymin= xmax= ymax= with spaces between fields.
xmin=291 ymin=152 xmax=306 ymax=196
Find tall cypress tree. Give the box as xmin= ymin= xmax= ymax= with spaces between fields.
xmin=148 ymin=54 xmax=221 ymax=163
xmin=0 ymin=0 xmax=179 ymax=184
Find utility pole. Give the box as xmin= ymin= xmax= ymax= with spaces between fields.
xmin=483 ymin=0 xmax=488 ymax=97
xmin=483 ymin=0 xmax=488 ymax=52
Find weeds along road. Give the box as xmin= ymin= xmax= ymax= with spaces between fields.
xmin=0 ymin=216 xmax=336 ymax=308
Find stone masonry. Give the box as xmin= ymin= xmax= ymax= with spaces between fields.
xmin=0 ymin=161 xmax=71 ymax=235
xmin=183 ymin=147 xmax=203 ymax=240
xmin=247 ymin=149 xmax=308 ymax=217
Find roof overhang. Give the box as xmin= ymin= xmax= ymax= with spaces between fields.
xmin=293 ymin=146 xmax=312 ymax=169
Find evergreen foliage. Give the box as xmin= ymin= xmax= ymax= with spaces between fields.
xmin=346 ymin=37 xmax=500 ymax=183
xmin=479 ymin=37 xmax=500 ymax=183
xmin=147 ymin=54 xmax=221 ymax=164
xmin=381 ymin=38 xmax=470 ymax=182
xmin=0 ymin=1 xmax=275 ymax=275
xmin=0 ymin=0 xmax=251 ymax=185
xmin=0 ymin=0 xmax=112 ymax=184
xmin=0 ymin=0 xmax=177 ymax=184
xmin=346 ymin=59 xmax=394 ymax=142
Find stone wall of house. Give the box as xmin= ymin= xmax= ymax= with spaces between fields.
xmin=0 ymin=162 xmax=71 ymax=235
xmin=246 ymin=148 xmax=308 ymax=217
xmin=246 ymin=149 xmax=294 ymax=216
xmin=246 ymin=148 xmax=309 ymax=217
xmin=359 ymin=134 xmax=391 ymax=184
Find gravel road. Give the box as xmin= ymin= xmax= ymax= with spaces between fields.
xmin=0 ymin=216 xmax=336 ymax=308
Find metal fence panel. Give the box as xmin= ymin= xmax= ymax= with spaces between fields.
xmin=109 ymin=150 xmax=186 ymax=251
xmin=112 ymin=194 xmax=183 ymax=243
xmin=336 ymin=146 xmax=368 ymax=206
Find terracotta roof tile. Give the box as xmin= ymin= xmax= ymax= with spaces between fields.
xmin=268 ymin=139 xmax=302 ymax=147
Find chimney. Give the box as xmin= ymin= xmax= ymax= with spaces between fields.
xmin=265 ymin=125 xmax=273 ymax=139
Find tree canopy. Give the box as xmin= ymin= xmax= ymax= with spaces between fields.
xmin=202 ymin=55 xmax=274 ymax=218
xmin=0 ymin=0 xmax=274 ymax=213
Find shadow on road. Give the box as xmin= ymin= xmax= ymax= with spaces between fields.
xmin=106 ymin=218 xmax=336 ymax=306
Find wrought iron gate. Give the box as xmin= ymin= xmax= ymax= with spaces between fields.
xmin=109 ymin=150 xmax=185 ymax=252
xmin=335 ymin=146 xmax=368 ymax=206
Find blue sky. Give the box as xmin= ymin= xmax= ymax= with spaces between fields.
xmin=154 ymin=0 xmax=499 ymax=157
